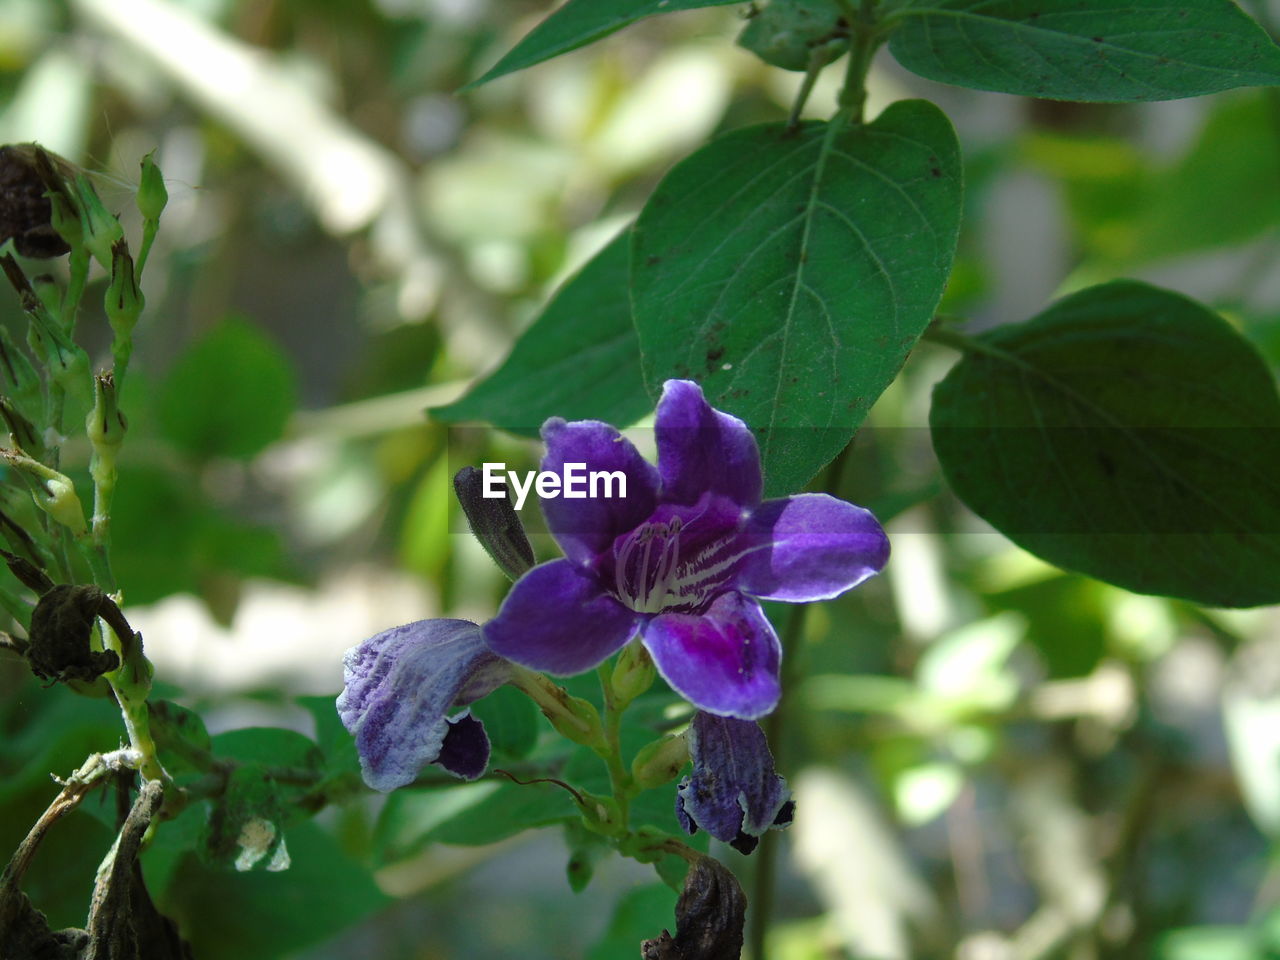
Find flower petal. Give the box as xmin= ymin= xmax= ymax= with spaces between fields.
xmin=675 ymin=711 xmax=794 ymax=854
xmin=540 ymin=417 xmax=659 ymax=566
xmin=642 ymin=592 xmax=780 ymax=719
xmin=484 ymin=559 xmax=640 ymax=675
xmin=736 ymin=493 xmax=889 ymax=602
xmin=656 ymin=380 xmax=762 ymax=509
xmin=337 ymin=619 xmax=510 ymax=791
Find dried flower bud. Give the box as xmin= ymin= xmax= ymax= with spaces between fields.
xmin=641 ymin=856 xmax=747 ymax=960
xmin=0 ymin=143 xmax=71 ymax=258
xmin=453 ymin=465 xmax=535 ymax=581
xmin=27 ymin=584 xmax=119 ymax=683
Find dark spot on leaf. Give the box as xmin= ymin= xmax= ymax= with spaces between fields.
xmin=1097 ymin=452 xmax=1117 ymax=478
xmin=1092 ymin=35 xmax=1103 ymax=42
xmin=930 ymin=167 xmax=941 ymax=178
xmin=705 ymin=346 xmax=725 ymax=370
xmin=646 ymin=255 xmax=662 ymax=267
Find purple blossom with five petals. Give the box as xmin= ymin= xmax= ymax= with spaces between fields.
xmin=483 ymin=379 xmax=889 ymax=720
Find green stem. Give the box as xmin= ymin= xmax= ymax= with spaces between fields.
xmin=136 ymin=220 xmax=159 ymax=278
xmin=597 ymin=661 xmax=633 ymax=827
xmin=748 ymin=438 xmax=858 ymax=959
xmin=61 ymin=247 xmax=89 ymax=333
xmin=835 ymin=0 xmax=881 ymax=124
xmin=748 ymin=603 xmax=809 ymax=960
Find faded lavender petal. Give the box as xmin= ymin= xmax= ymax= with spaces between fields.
xmin=675 ymin=712 xmax=794 ymax=855
xmin=337 ymin=619 xmax=511 ymax=791
xmin=737 ymin=493 xmax=890 ymax=602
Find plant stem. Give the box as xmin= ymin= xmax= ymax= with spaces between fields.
xmin=836 ymin=0 xmax=881 ymax=124
xmin=747 ymin=437 xmax=859 ymax=959
xmin=598 ymin=661 xmax=633 ymax=827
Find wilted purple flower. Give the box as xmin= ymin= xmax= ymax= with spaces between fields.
xmin=337 ymin=619 xmax=512 ymax=792
xmin=676 ymin=712 xmax=793 ymax=854
xmin=484 ymin=379 xmax=888 ymax=719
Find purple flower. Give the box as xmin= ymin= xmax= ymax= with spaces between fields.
xmin=337 ymin=619 xmax=512 ymax=792
xmin=675 ymin=712 xmax=794 ymax=855
xmin=484 ymin=379 xmax=889 ymax=720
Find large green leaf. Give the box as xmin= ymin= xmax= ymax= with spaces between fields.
xmin=887 ymin=0 xmax=1280 ymax=102
xmin=469 ymin=0 xmax=744 ymax=87
xmin=373 ymin=780 xmax=578 ymax=863
xmin=930 ymin=280 xmax=1280 ymax=608
xmin=157 ymin=314 xmax=297 ymax=460
xmin=432 ymin=230 xmax=651 ymax=434
xmin=588 ymin=884 xmax=679 ymax=960
xmin=1135 ymin=93 xmax=1280 ymax=261
xmin=163 ymin=821 xmax=390 ymax=960
xmin=632 ymin=101 xmax=962 ymax=495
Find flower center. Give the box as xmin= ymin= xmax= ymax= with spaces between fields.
xmin=612 ymin=505 xmax=744 ymax=614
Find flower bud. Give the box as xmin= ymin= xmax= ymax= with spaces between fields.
xmin=453 ymin=466 xmax=535 ymax=581
xmin=0 ymin=449 xmax=86 ymax=535
xmin=137 ymin=150 xmax=168 ymax=223
xmin=575 ymin=792 xmax=623 ymax=838
xmin=0 ymin=397 xmax=42 ymax=456
xmin=71 ymin=173 xmax=123 ymax=270
xmin=105 ymin=240 xmax=145 ymax=338
xmin=737 ymin=0 xmax=849 ymax=72
xmin=86 ymin=372 xmax=126 ymax=456
xmin=630 ymin=731 xmax=690 ymax=791
xmin=509 ymin=665 xmax=607 ymax=753
xmin=611 ymin=640 xmax=655 ymax=708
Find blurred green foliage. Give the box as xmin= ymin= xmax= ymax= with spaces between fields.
xmin=1 ymin=0 xmax=1280 ymax=958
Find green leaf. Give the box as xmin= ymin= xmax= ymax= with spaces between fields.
xmin=297 ymin=694 xmax=360 ymax=776
xmin=632 ymin=101 xmax=962 ymax=495
xmin=469 ymin=0 xmax=744 ymax=87
xmin=432 ymin=230 xmax=652 ymax=434
xmin=1155 ymin=926 xmax=1261 ymax=960
xmin=373 ymin=779 xmax=577 ymax=863
xmin=212 ymin=727 xmax=324 ymax=772
xmin=469 ymin=684 xmax=541 ymax=761
xmin=158 ymin=314 xmax=297 ymax=460
xmin=163 ymin=820 xmax=390 ymax=960
xmin=587 ymin=884 xmax=678 ymax=960
xmin=887 ymin=0 xmax=1280 ymax=102
xmin=1136 ymin=92 xmax=1280 ymax=260
xmin=929 ymin=280 xmax=1280 ymax=608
